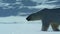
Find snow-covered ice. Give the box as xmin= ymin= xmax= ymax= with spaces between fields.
xmin=0 ymin=16 xmax=59 ymax=34
xmin=0 ymin=24 xmax=60 ymax=34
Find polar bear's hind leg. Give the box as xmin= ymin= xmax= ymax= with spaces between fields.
xmin=51 ymin=23 xmax=60 ymax=31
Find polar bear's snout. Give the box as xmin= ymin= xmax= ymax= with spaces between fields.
xmin=26 ymin=16 xmax=31 ymax=21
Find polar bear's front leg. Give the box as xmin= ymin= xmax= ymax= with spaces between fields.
xmin=41 ymin=20 xmax=50 ymax=31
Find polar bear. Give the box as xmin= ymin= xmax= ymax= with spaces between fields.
xmin=26 ymin=8 xmax=60 ymax=31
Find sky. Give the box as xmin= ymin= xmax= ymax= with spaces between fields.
xmin=0 ymin=0 xmax=60 ymax=9
xmin=0 ymin=0 xmax=60 ymax=16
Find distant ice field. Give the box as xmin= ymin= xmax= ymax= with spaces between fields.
xmin=0 ymin=16 xmax=42 ymax=24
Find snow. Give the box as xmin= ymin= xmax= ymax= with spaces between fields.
xmin=0 ymin=24 xmax=60 ymax=34
xmin=0 ymin=24 xmax=41 ymax=34
xmin=0 ymin=16 xmax=60 ymax=34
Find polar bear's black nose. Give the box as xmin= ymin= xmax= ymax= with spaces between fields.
xmin=26 ymin=17 xmax=30 ymax=21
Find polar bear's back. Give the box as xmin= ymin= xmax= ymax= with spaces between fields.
xmin=40 ymin=8 xmax=60 ymax=24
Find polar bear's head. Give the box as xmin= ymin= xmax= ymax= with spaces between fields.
xmin=26 ymin=12 xmax=42 ymax=21
xmin=26 ymin=8 xmax=49 ymax=21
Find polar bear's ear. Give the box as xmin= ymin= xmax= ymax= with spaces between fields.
xmin=40 ymin=8 xmax=49 ymax=12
